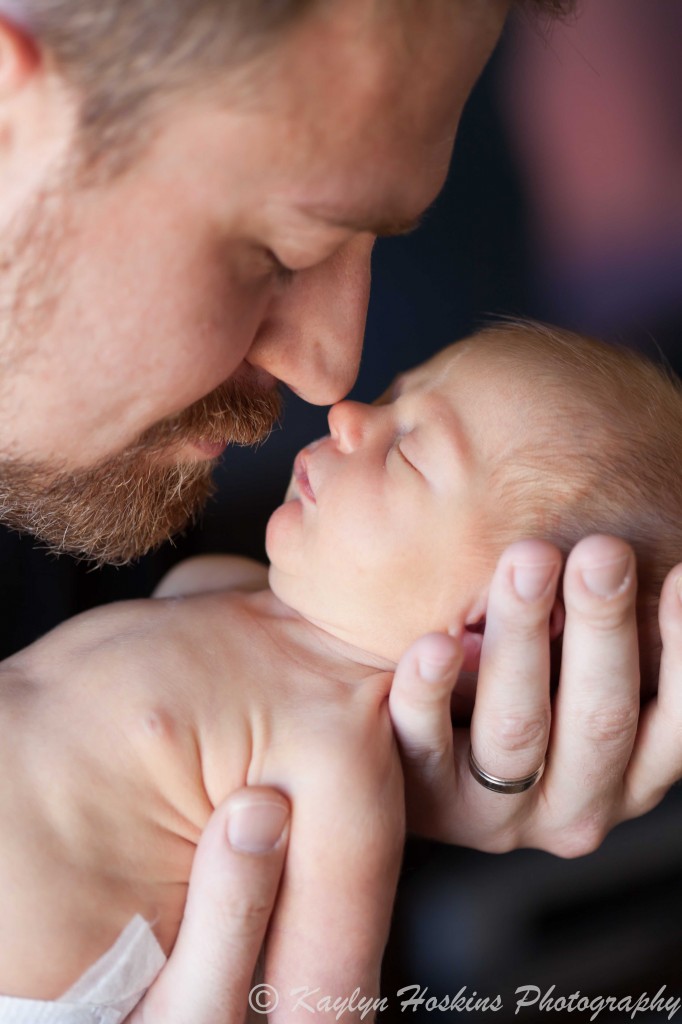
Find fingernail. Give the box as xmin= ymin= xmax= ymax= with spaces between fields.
xmin=512 ymin=562 xmax=556 ymax=602
xmin=581 ymin=554 xmax=631 ymax=598
xmin=418 ymin=655 xmax=452 ymax=684
xmin=227 ymin=800 xmax=288 ymax=854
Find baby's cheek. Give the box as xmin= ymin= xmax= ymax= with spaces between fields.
xmin=264 ymin=500 xmax=305 ymax=571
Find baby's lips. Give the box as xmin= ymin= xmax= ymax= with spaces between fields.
xmin=293 ymin=451 xmax=316 ymax=503
xmin=292 ymin=435 xmax=330 ymax=503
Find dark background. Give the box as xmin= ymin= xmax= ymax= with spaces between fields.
xmin=1 ymin=10 xmax=681 ymax=1021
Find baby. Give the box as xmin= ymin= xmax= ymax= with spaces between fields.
xmin=1 ymin=320 xmax=679 ymax=1018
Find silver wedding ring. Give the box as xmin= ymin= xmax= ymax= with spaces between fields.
xmin=469 ymin=747 xmax=545 ymax=795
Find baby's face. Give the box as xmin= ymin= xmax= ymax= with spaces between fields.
xmin=267 ymin=336 xmax=537 ymax=662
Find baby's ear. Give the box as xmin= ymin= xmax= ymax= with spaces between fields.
xmin=461 ymin=605 xmax=486 ymax=673
xmin=461 ymin=592 xmax=564 ymax=668
xmin=460 ymin=626 xmax=483 ymax=673
xmin=549 ymin=595 xmax=565 ymax=639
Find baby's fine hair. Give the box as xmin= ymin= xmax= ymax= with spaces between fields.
xmin=479 ymin=319 xmax=682 ymax=690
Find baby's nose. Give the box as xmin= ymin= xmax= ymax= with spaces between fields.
xmin=328 ymin=400 xmax=368 ymax=453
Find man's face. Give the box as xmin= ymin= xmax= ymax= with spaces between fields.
xmin=266 ymin=335 xmax=540 ymax=664
xmin=0 ymin=0 xmax=509 ymax=561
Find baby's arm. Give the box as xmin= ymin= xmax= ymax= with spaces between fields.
xmin=153 ymin=554 xmax=268 ymax=598
xmin=260 ymin=677 xmax=405 ymax=1021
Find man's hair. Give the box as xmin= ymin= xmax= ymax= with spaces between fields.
xmin=5 ymin=0 xmax=575 ymax=161
xmin=481 ymin=320 xmax=682 ymax=691
xmin=7 ymin=1 xmax=319 ymax=160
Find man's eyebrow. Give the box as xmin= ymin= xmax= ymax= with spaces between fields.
xmin=300 ymin=205 xmax=423 ymax=238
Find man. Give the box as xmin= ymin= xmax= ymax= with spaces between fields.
xmin=1 ymin=1 xmax=681 ymax=1021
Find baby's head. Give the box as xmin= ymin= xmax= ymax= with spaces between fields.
xmin=267 ymin=321 xmax=682 ymax=685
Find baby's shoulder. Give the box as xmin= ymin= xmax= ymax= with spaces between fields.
xmin=1 ymin=591 xmax=251 ymax=826
xmin=8 ymin=581 xmax=247 ymax=683
xmin=152 ymin=554 xmax=269 ymax=599
xmin=2 ymin=590 xmax=245 ymax=746
xmin=7 ymin=596 xmax=179 ymax=688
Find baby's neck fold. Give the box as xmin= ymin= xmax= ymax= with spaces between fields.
xmin=257 ymin=588 xmax=398 ymax=674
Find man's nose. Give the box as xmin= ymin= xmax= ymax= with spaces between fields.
xmin=247 ymin=235 xmax=373 ymax=405
xmin=328 ymin=400 xmax=372 ymax=453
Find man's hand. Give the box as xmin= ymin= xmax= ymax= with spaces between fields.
xmin=389 ymin=534 xmax=682 ymax=856
xmin=126 ymin=787 xmax=289 ymax=1024
xmin=127 ymin=712 xmax=403 ymax=1024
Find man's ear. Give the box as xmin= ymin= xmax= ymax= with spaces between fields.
xmin=0 ymin=14 xmax=40 ymax=96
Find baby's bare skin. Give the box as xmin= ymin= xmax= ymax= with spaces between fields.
xmin=0 ymin=557 xmax=403 ymax=1001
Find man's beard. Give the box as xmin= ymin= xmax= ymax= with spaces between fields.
xmin=0 ymin=378 xmax=281 ymax=565
xmin=0 ymin=155 xmax=282 ymax=565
